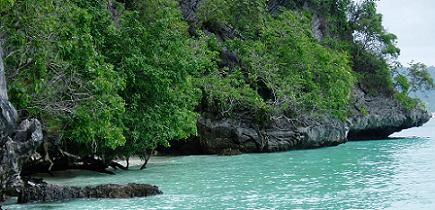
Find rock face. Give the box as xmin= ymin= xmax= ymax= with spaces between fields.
xmin=0 ymin=41 xmax=9 ymax=100
xmin=167 ymin=113 xmax=348 ymax=154
xmin=0 ymin=119 xmax=43 ymax=199
xmin=172 ymin=86 xmax=431 ymax=155
xmin=179 ymin=0 xmax=200 ymax=25
xmin=0 ymin=42 xmax=15 ymax=144
xmin=0 ymin=98 xmax=44 ymax=202
xmin=347 ymin=86 xmax=431 ymax=140
xmin=18 ymin=178 xmax=162 ymax=204
xmin=0 ymin=99 xmax=17 ymax=145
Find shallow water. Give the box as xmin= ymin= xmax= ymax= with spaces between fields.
xmin=5 ymin=119 xmax=435 ymax=209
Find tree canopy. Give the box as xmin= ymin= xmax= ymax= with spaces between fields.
xmin=0 ymin=0 xmax=432 ymax=163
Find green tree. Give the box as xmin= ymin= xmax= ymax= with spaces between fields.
xmin=200 ymin=10 xmax=355 ymax=121
xmin=407 ymin=62 xmax=435 ymax=92
xmin=99 ymin=0 xmax=215 ymax=167
xmin=1 ymin=0 xmax=126 ymax=154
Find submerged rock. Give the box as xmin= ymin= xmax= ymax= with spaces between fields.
xmin=18 ymin=178 xmax=162 ymax=204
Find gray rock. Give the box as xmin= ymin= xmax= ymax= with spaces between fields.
xmin=18 ymin=178 xmax=162 ymax=204
xmin=311 ymin=13 xmax=325 ymax=41
xmin=178 ymin=0 xmax=201 ymax=25
xmin=169 ymin=86 xmax=431 ymax=154
xmin=348 ymin=86 xmax=431 ymax=140
xmin=0 ymin=99 xmax=18 ymax=144
xmin=1 ymin=119 xmax=43 ymax=200
xmin=190 ymin=113 xmax=348 ymax=154
xmin=0 ymin=43 xmax=16 ymax=144
xmin=0 ymin=41 xmax=9 ymax=100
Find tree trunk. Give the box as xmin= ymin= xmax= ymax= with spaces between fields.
xmin=109 ymin=161 xmax=128 ymax=171
xmin=140 ymin=150 xmax=153 ymax=170
xmin=21 ymin=154 xmax=117 ymax=176
xmin=43 ymin=142 xmax=54 ymax=171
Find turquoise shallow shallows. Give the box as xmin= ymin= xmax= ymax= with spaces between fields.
xmin=5 ymin=119 xmax=435 ymax=210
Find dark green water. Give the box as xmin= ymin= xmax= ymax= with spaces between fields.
xmin=5 ymin=119 xmax=435 ymax=209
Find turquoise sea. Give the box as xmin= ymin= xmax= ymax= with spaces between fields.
xmin=5 ymin=118 xmax=435 ymax=209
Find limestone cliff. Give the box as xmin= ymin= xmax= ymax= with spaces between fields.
xmin=348 ymin=86 xmax=431 ymax=140
xmin=191 ymin=113 xmax=348 ymax=154
xmin=166 ymin=86 xmax=430 ymax=155
xmin=162 ymin=0 xmax=432 ymax=155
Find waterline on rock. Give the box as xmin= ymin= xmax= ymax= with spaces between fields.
xmin=5 ymin=119 xmax=435 ymax=209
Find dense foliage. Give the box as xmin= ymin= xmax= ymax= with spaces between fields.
xmin=102 ymin=0 xmax=214 ymax=158
xmin=412 ymin=67 xmax=435 ymax=112
xmin=1 ymin=0 xmax=126 ymax=152
xmin=0 ymin=0 xmax=432 ymax=163
xmin=0 ymin=0 xmax=212 ymax=159
xmin=198 ymin=8 xmax=354 ymax=121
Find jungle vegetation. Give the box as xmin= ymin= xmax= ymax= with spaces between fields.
xmin=0 ymin=0 xmax=433 ymax=169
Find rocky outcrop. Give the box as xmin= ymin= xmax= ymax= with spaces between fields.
xmin=165 ymin=86 xmax=431 ymax=154
xmin=18 ymin=178 xmax=162 ymax=204
xmin=166 ymin=113 xmax=348 ymax=155
xmin=347 ymin=86 xmax=431 ymax=140
xmin=171 ymin=0 xmax=431 ymax=154
xmin=179 ymin=0 xmax=201 ymax=26
xmin=0 ymin=86 xmax=44 ymax=203
xmin=0 ymin=118 xmax=43 ymax=200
